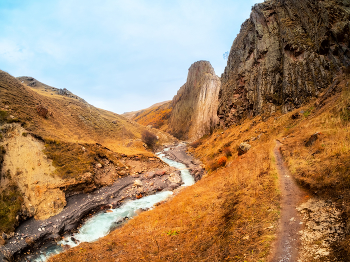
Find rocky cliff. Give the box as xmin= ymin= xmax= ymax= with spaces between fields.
xmin=169 ymin=61 xmax=221 ymax=140
xmin=218 ymin=0 xmax=350 ymax=126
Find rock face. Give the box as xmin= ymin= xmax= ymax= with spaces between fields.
xmin=169 ymin=61 xmax=221 ymax=140
xmin=218 ymin=0 xmax=350 ymax=127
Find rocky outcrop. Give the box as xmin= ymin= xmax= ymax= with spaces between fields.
xmin=218 ymin=0 xmax=350 ymax=127
xmin=169 ymin=61 xmax=221 ymax=140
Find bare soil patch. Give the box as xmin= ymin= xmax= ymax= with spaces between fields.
xmin=270 ymin=141 xmax=307 ymax=261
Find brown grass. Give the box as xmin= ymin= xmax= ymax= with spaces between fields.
xmin=132 ymin=101 xmax=172 ymax=131
xmin=0 ymin=183 xmax=22 ymax=233
xmin=49 ymin=72 xmax=350 ymax=261
xmin=49 ymin=113 xmax=282 ymax=261
xmin=0 ymin=70 xmax=175 ymax=155
xmin=43 ymin=140 xmax=123 ymax=179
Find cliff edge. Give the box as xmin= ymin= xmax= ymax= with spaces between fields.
xmin=218 ymin=0 xmax=350 ymax=126
xmin=169 ymin=61 xmax=221 ymax=140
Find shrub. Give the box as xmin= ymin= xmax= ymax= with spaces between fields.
xmin=0 ymin=146 xmax=5 ymax=171
xmin=218 ymin=156 xmax=227 ymax=167
xmin=0 ymin=110 xmax=8 ymax=124
xmin=0 ymin=184 xmax=22 ymax=233
xmin=207 ymin=156 xmax=227 ymax=172
xmin=207 ymin=161 xmax=219 ymax=172
xmin=189 ymin=140 xmax=202 ymax=148
xmin=223 ymin=147 xmax=232 ymax=157
xmin=344 ymin=65 xmax=350 ymax=75
xmin=141 ymin=130 xmax=158 ymax=149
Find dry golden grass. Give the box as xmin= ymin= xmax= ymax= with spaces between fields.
xmin=131 ymin=101 xmax=172 ymax=131
xmin=0 ymin=70 xmax=176 ymax=232
xmin=278 ymin=75 xmax=350 ymax=255
xmin=49 ymin=72 xmax=350 ymax=261
xmin=49 ymin=116 xmax=282 ymax=261
xmin=0 ymin=70 xmax=175 ymax=155
xmin=43 ymin=140 xmax=124 ymax=179
xmin=0 ymin=183 xmax=22 ymax=233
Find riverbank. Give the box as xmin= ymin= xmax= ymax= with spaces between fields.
xmin=0 ymin=143 xmax=204 ymax=261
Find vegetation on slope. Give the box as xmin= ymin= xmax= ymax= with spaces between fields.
xmin=49 ymin=70 xmax=350 ymax=261
xmin=49 ymin=140 xmax=280 ymax=261
xmin=0 ymin=184 xmax=22 ymax=233
xmin=131 ymin=101 xmax=172 ymax=131
xmin=0 ymin=70 xmax=176 ymax=233
xmin=43 ymin=140 xmax=124 ymax=179
xmin=279 ymin=72 xmax=350 ymax=256
xmin=0 ymin=70 xmax=175 ymax=155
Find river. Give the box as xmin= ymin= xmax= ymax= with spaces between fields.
xmin=29 ymin=148 xmax=195 ymax=261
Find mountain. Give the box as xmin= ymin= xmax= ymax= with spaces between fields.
xmin=218 ymin=0 xmax=350 ymax=126
xmin=168 ymin=61 xmax=221 ymax=140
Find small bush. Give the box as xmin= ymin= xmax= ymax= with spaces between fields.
xmin=207 ymin=156 xmax=227 ymax=172
xmin=344 ymin=65 xmax=350 ymax=75
xmin=218 ymin=156 xmax=227 ymax=167
xmin=0 ymin=184 xmax=22 ymax=233
xmin=189 ymin=140 xmax=202 ymax=148
xmin=223 ymin=147 xmax=232 ymax=157
xmin=303 ymin=107 xmax=314 ymax=117
xmin=0 ymin=146 xmax=5 ymax=171
xmin=0 ymin=110 xmax=8 ymax=124
xmin=207 ymin=161 xmax=219 ymax=172
xmin=141 ymin=130 xmax=158 ymax=149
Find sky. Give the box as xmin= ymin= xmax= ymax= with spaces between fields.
xmin=0 ymin=0 xmax=262 ymax=114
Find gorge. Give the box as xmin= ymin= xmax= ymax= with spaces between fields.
xmin=1 ymin=0 xmax=350 ymax=261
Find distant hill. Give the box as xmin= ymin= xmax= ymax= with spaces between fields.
xmin=122 ymin=101 xmax=171 ymax=121
xmin=0 ymin=70 xmax=176 ymax=230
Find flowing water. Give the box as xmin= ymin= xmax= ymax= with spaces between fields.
xmin=30 ymin=149 xmax=194 ymax=261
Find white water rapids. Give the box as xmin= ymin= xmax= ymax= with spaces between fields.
xmin=31 ymin=149 xmax=195 ymax=261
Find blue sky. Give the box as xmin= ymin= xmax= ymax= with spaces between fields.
xmin=0 ymin=0 xmax=262 ymax=114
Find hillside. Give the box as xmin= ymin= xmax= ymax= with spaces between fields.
xmin=123 ymin=101 xmax=171 ymax=121
xmin=49 ymin=68 xmax=350 ymax=262
xmin=0 ymin=70 xmax=176 ymax=232
xmin=124 ymin=101 xmax=172 ymax=132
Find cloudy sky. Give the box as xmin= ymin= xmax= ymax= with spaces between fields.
xmin=0 ymin=0 xmax=262 ymax=114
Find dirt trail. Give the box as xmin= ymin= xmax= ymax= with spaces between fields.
xmin=271 ymin=141 xmax=307 ymax=262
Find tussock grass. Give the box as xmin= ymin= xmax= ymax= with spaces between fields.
xmin=0 ymin=184 xmax=22 ymax=233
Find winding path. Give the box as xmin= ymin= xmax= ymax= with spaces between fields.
xmin=271 ymin=141 xmax=306 ymax=262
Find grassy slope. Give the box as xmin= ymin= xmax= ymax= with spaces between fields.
xmin=0 ymin=70 xmax=175 ymax=233
xmin=0 ymin=70 xmax=174 ymax=156
xmin=130 ymin=101 xmax=172 ymax=131
xmin=49 ymin=72 xmax=350 ymax=261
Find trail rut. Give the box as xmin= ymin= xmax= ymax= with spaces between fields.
xmin=271 ymin=141 xmax=307 ymax=261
